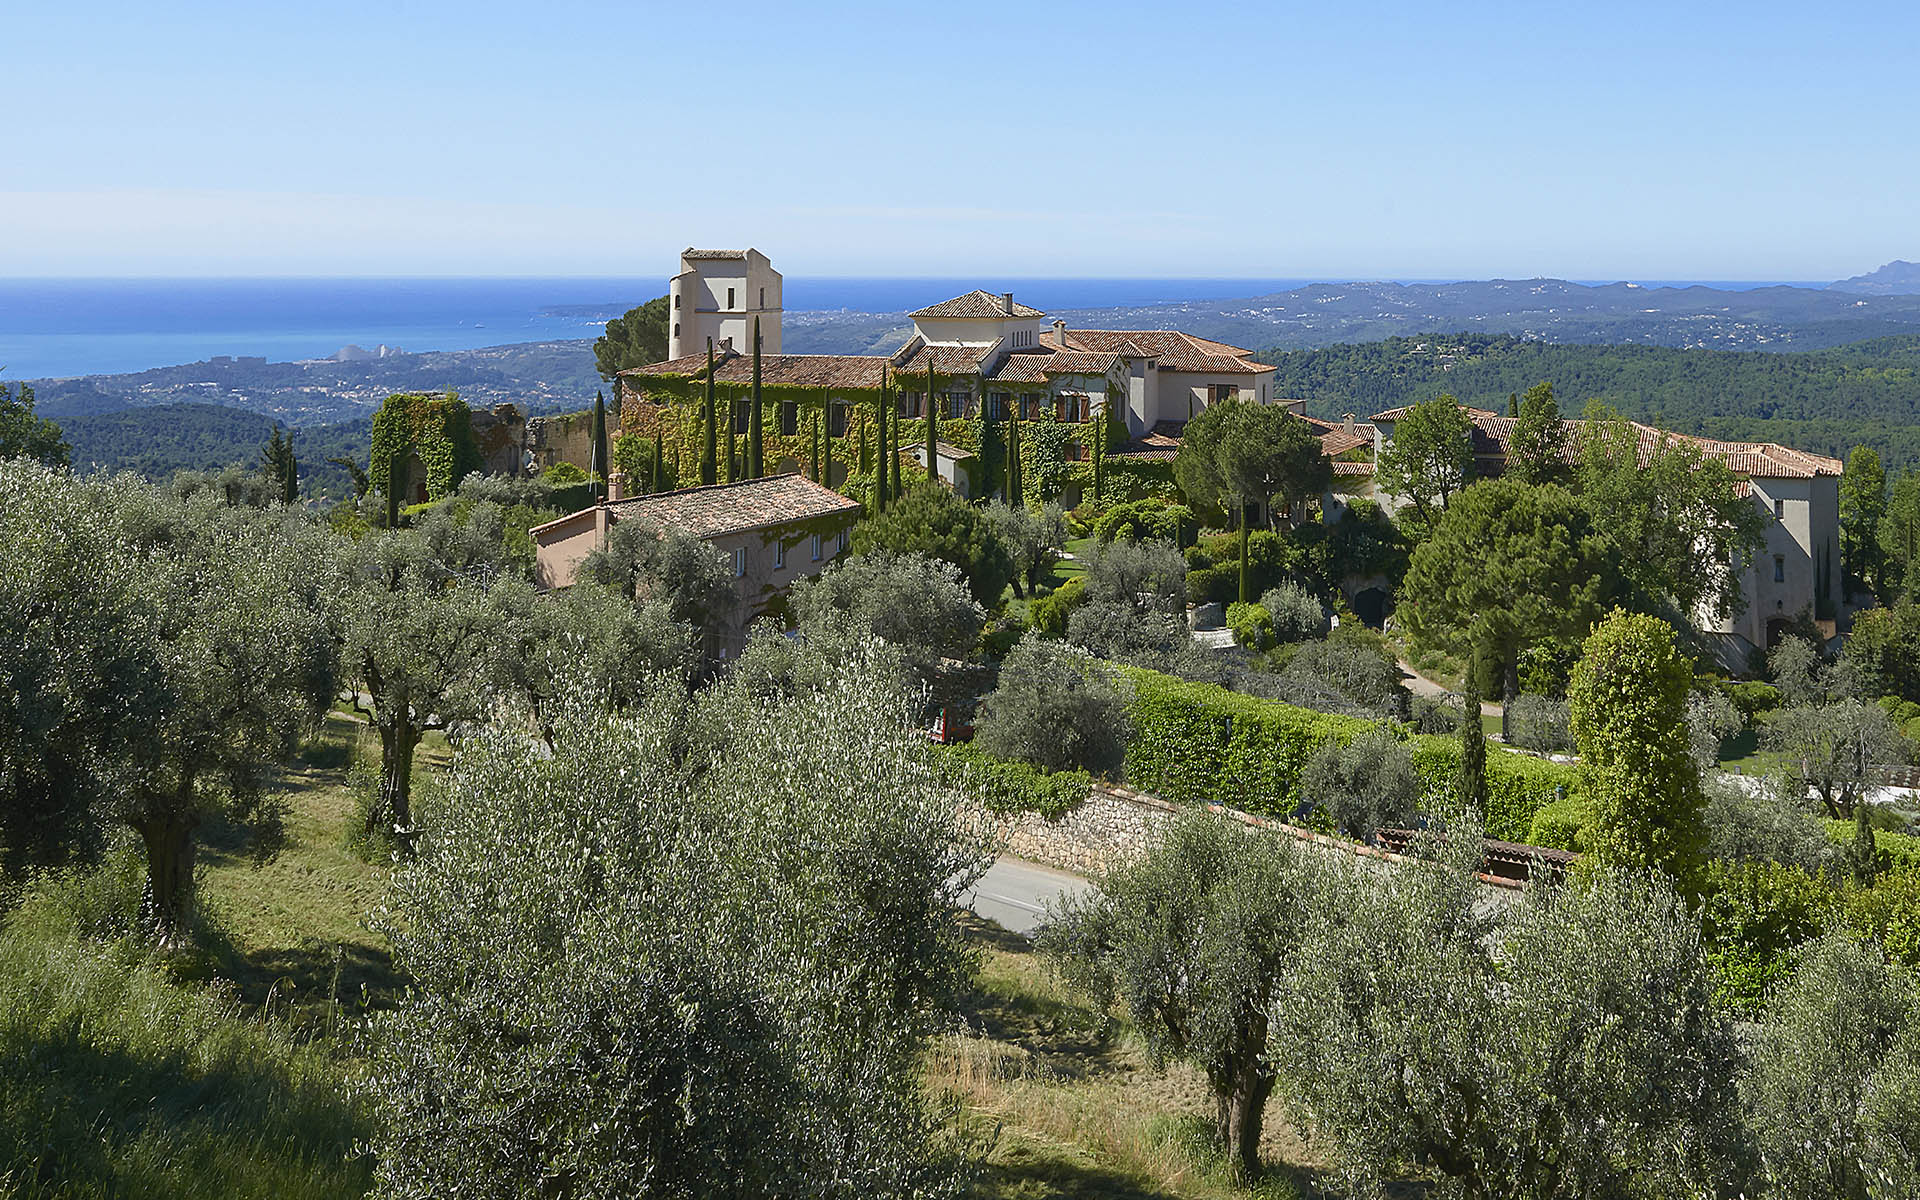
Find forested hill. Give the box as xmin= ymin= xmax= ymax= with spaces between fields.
xmin=58 ymin=403 xmax=372 ymax=500
xmin=1272 ymin=333 xmax=1920 ymax=470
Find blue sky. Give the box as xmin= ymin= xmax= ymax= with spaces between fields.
xmin=5 ymin=0 xmax=1916 ymax=279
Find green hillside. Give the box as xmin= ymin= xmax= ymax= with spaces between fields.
xmin=1270 ymin=333 xmax=1920 ymax=469
xmin=58 ymin=404 xmax=372 ymax=500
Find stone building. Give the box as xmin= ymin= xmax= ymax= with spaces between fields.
xmin=1367 ymin=402 xmax=1846 ymax=650
xmin=531 ymin=473 xmax=861 ymax=656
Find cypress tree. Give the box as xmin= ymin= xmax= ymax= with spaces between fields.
xmin=874 ymin=367 xmax=891 ymax=511
xmin=749 ymin=317 xmax=765 ymax=478
xmin=1091 ymin=408 xmax=1107 ymax=505
xmin=889 ymin=399 xmax=903 ymax=500
xmin=701 ymin=339 xmax=719 ymax=486
xmin=651 ymin=428 xmax=664 ymax=493
xmin=591 ymin=390 xmax=610 ymax=501
xmin=810 ymin=412 xmax=821 ymax=483
xmin=924 ymin=366 xmax=939 ymax=484
xmin=1008 ymin=399 xmax=1023 ymax=509
xmin=1459 ymin=653 xmax=1489 ymax=814
xmin=981 ymin=396 xmax=1001 ymax=502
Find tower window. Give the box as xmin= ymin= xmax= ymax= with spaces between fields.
xmin=727 ymin=287 xmax=736 ymax=309
xmin=759 ymin=287 xmax=765 ymax=308
xmin=674 ymin=294 xmax=680 ymax=309
xmin=673 ymin=322 xmax=680 ymax=337
xmin=1774 ymin=498 xmax=1785 ymax=519
xmin=1774 ymin=555 xmax=1786 ymax=583
xmin=774 ymin=541 xmax=786 ymax=569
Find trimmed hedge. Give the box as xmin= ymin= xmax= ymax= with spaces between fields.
xmin=1118 ymin=667 xmax=1576 ymax=842
xmin=937 ymin=741 xmax=1091 ymax=820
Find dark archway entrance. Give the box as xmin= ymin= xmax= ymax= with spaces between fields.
xmin=1765 ymin=617 xmax=1794 ymax=648
xmin=1352 ymin=587 xmax=1392 ymax=630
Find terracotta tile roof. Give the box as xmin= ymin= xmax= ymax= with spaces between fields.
xmin=1046 ymin=328 xmax=1274 ymax=374
xmin=581 ymin=473 xmax=860 ymax=540
xmin=1332 ymin=460 xmax=1377 ymax=476
xmin=909 ymin=289 xmax=1045 ymax=319
xmin=621 ymin=349 xmax=889 ymax=390
xmin=1369 ymin=402 xmax=1502 ymax=422
xmin=986 ymin=348 xmax=1123 ymax=383
xmin=893 ymin=341 xmax=999 ymax=375
xmin=1464 ymin=411 xmax=1844 ymax=479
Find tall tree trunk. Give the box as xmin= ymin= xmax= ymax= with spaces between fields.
xmin=376 ymin=721 xmax=420 ymax=840
xmin=1501 ymin=655 xmax=1518 ymax=742
xmin=1238 ymin=504 xmax=1251 ymax=604
xmin=1211 ymin=1055 xmax=1274 ymax=1180
xmin=138 ymin=805 xmax=200 ymax=949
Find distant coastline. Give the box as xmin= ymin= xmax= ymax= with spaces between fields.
xmin=0 ymin=274 xmax=1840 ymax=381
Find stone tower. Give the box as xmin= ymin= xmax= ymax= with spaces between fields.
xmin=667 ymin=248 xmax=783 ymax=360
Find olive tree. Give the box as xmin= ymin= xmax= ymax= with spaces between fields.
xmin=788 ymin=550 xmax=985 ymax=677
xmin=1742 ymin=932 xmax=1920 ymax=1198
xmin=1766 ymin=699 xmax=1905 ymax=820
xmin=981 ymin=501 xmax=1067 ymax=599
xmin=366 ymin=638 xmax=984 ymax=1199
xmin=334 ymin=527 xmax=527 ymax=839
xmin=0 ymin=464 xmax=334 ymax=943
xmin=1275 ymin=857 xmax=1743 ymax=1200
xmin=1298 ymin=725 xmax=1419 ymax=840
xmin=973 ymin=637 xmax=1131 ymax=776
xmin=1039 ymin=811 xmax=1324 ymax=1179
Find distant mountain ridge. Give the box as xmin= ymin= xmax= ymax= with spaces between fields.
xmin=1830 ymin=260 xmax=1920 ymax=295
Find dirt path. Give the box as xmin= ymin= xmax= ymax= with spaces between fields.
xmin=1397 ymin=660 xmax=1504 ymax=717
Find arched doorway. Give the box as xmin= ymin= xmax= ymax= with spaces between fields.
xmin=1352 ymin=587 xmax=1392 ymax=630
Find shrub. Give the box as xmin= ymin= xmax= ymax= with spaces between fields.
xmin=853 ymin=480 xmax=1013 ymax=606
xmin=1507 ymin=694 xmax=1572 ymax=753
xmin=973 ymin=637 xmax=1132 ymax=777
xmin=1700 ymin=860 xmax=1836 ymax=1012
xmin=1066 ymin=600 xmax=1189 ymax=670
xmin=1702 ymin=779 xmax=1832 ymax=871
xmin=938 ymin=741 xmax=1090 ymax=819
xmin=1258 ymin=582 xmax=1326 ymax=644
xmin=1082 ymin=537 xmax=1186 ymax=614
xmin=1298 ymin=725 xmax=1420 ymax=841
xmin=1119 ymin=666 xmax=1576 ymax=841
xmin=1091 ymin=498 xmax=1193 ymax=545
xmin=1225 ymin=600 xmax=1275 ymax=651
xmin=790 ymin=550 xmax=985 ymax=676
xmin=1280 ymin=628 xmax=1404 ymax=718
xmin=1028 ymin=576 xmax=1085 ymax=637
xmin=1527 ymin=796 xmax=1588 ymax=852
xmin=1687 ymin=689 xmax=1745 ymax=770
xmin=1185 ymin=565 xmax=1237 ymax=606
xmin=1721 ymin=680 xmax=1783 ymax=719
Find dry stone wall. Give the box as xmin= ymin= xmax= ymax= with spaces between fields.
xmin=964 ymin=782 xmax=1525 ymax=896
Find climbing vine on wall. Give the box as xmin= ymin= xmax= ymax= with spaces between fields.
xmin=369 ymin=392 xmax=485 ymax=503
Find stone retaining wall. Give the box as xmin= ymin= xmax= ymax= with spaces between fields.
xmin=965 ymin=783 xmax=1525 ymax=894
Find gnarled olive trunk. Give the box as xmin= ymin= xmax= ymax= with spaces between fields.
xmin=1209 ymin=1013 xmax=1275 ymax=1179
xmin=137 ymin=804 xmax=200 ymax=949
xmin=374 ymin=719 xmax=420 ymax=842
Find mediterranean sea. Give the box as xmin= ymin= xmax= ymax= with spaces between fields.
xmin=0 ymin=275 xmax=1827 ymax=381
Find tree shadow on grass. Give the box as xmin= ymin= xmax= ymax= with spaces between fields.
xmin=223 ymin=939 xmax=405 ymax=1017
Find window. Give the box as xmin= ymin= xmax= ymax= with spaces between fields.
xmin=1211 ymin=383 xmax=1239 ymax=404
xmin=779 ymin=401 xmax=797 ymax=437
xmin=810 ymin=534 xmax=823 ymax=562
xmin=947 ymin=392 xmax=968 ymax=419
xmin=1774 ymin=555 xmax=1786 ymax=583
xmin=673 ymin=322 xmax=680 ymax=337
xmin=773 ymin=541 xmax=786 ymax=569
xmin=899 ymin=392 xmax=922 ymax=418
xmin=836 ymin=529 xmax=847 ymax=554
xmin=1773 ymin=498 xmax=1785 ymax=520
xmin=988 ymin=392 xmax=1009 ymax=419
xmin=726 ymin=286 xmax=736 ymax=309
xmin=733 ymin=400 xmax=751 ymax=435
xmin=673 ymin=294 xmax=680 ymax=309
xmin=829 ymin=401 xmax=848 ymax=437
xmin=732 ymin=547 xmax=747 ymax=578
xmin=1022 ymin=393 xmax=1042 ymax=419
xmin=759 ymin=287 xmax=765 ymax=308
xmin=1056 ymin=393 xmax=1089 ymax=422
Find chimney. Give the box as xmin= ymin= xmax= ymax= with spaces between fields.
xmin=1052 ymin=318 xmax=1067 ymax=347
xmin=1343 ymin=412 xmax=1355 ymax=433
xmin=1002 ymin=292 xmax=1014 ymax=315
xmin=720 ymin=335 xmax=733 ymax=353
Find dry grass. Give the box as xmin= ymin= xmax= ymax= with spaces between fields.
xmin=932 ymin=914 xmax=1330 ymax=1199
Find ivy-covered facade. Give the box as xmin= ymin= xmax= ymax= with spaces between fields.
xmin=614 ymin=283 xmax=1282 ymax=511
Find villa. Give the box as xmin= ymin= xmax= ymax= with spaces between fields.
xmin=624 ymin=249 xmax=1281 ymax=461
xmin=1368 ymin=403 xmax=1847 ymax=651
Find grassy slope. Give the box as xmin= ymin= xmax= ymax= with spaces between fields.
xmin=941 ymin=915 xmax=1328 ymax=1199
xmin=0 ymin=714 xmax=403 ymax=1199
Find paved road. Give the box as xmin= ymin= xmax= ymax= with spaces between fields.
xmin=962 ymin=856 xmax=1093 ymax=936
